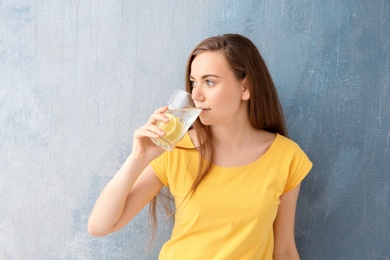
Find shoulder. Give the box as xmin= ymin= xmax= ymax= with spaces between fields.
xmin=274 ymin=133 xmax=302 ymax=151
xmin=264 ymin=133 xmax=311 ymax=165
xmin=250 ymin=130 xmax=277 ymax=158
xmin=272 ymin=134 xmax=312 ymax=171
xmin=256 ymin=130 xmax=276 ymax=145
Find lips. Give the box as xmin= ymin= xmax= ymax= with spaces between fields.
xmin=199 ymin=108 xmax=210 ymax=114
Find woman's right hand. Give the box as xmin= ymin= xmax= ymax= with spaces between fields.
xmin=130 ymin=106 xmax=169 ymax=161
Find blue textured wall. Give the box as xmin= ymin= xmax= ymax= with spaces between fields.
xmin=1 ymin=1 xmax=389 ymax=259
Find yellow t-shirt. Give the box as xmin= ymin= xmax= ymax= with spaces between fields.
xmin=151 ymin=133 xmax=312 ymax=260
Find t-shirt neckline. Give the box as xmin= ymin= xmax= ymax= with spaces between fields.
xmin=182 ymin=132 xmax=281 ymax=170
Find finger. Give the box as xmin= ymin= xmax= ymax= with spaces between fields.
xmin=147 ymin=114 xmax=168 ymax=125
xmin=147 ymin=108 xmax=169 ymax=124
xmin=135 ymin=124 xmax=165 ymax=139
xmin=144 ymin=123 xmax=166 ymax=136
xmin=134 ymin=128 xmax=160 ymax=139
xmin=154 ymin=106 xmax=169 ymax=114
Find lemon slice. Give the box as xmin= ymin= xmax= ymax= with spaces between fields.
xmin=157 ymin=113 xmax=183 ymax=143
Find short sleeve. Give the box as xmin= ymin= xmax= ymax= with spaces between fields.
xmin=150 ymin=132 xmax=195 ymax=187
xmin=150 ymin=151 xmax=169 ymax=187
xmin=283 ymin=145 xmax=313 ymax=193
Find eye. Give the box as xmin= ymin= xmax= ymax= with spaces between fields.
xmin=190 ymin=80 xmax=197 ymax=87
xmin=205 ymin=79 xmax=214 ymax=86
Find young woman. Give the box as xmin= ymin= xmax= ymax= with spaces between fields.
xmin=88 ymin=34 xmax=312 ymax=259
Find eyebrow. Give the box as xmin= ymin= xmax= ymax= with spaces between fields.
xmin=189 ymin=74 xmax=221 ymax=80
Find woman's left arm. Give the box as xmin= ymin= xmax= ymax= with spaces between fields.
xmin=273 ymin=184 xmax=302 ymax=260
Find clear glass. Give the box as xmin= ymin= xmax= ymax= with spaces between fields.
xmin=151 ymin=89 xmax=201 ymax=151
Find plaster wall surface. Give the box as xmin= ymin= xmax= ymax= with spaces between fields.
xmin=1 ymin=1 xmax=389 ymax=259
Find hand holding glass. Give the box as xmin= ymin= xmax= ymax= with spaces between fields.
xmin=151 ymin=90 xmax=201 ymax=151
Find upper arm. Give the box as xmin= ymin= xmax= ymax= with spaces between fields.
xmin=111 ymin=164 xmax=164 ymax=232
xmin=273 ymin=184 xmax=301 ymax=260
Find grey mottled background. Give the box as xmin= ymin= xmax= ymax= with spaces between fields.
xmin=1 ymin=1 xmax=389 ymax=259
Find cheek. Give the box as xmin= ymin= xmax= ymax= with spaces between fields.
xmin=219 ymin=88 xmax=243 ymax=105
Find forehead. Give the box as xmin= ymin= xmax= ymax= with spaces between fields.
xmin=190 ymin=51 xmax=231 ymax=77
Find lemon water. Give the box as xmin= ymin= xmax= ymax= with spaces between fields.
xmin=151 ymin=107 xmax=201 ymax=150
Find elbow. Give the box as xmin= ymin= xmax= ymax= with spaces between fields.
xmin=88 ymin=220 xmax=111 ymax=237
xmin=88 ymin=224 xmax=105 ymax=237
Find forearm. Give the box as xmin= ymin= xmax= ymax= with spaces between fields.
xmin=88 ymin=155 xmax=150 ymax=236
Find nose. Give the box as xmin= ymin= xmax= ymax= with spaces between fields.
xmin=191 ymin=87 xmax=205 ymax=102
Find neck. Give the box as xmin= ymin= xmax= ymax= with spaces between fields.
xmin=211 ymin=117 xmax=255 ymax=151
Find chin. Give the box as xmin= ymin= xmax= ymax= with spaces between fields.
xmin=198 ymin=117 xmax=212 ymax=126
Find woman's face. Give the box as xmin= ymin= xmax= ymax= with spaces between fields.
xmin=190 ymin=51 xmax=250 ymax=126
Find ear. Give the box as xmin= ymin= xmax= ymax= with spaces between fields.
xmin=241 ymin=77 xmax=250 ymax=101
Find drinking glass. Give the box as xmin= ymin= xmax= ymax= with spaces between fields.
xmin=150 ymin=90 xmax=201 ymax=151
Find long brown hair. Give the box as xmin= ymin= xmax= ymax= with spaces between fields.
xmin=149 ymin=33 xmax=287 ymax=242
